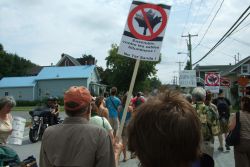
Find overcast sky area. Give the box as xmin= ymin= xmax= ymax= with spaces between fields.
xmin=0 ymin=0 xmax=250 ymax=84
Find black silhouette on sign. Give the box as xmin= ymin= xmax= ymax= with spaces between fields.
xmin=208 ymin=75 xmax=219 ymax=85
xmin=134 ymin=9 xmax=162 ymax=35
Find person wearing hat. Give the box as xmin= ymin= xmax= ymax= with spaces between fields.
xmin=40 ymin=86 xmax=116 ymax=167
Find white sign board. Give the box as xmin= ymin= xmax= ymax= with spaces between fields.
xmin=118 ymin=1 xmax=171 ymax=61
xmin=205 ymin=72 xmax=220 ymax=93
xmin=8 ymin=116 xmax=26 ymax=145
xmin=179 ymin=70 xmax=197 ymax=87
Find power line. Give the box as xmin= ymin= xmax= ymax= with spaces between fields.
xmin=199 ymin=44 xmax=235 ymax=58
xmin=193 ymin=5 xmax=250 ymax=65
xmin=195 ymin=0 xmax=220 ymax=36
xmin=181 ymin=0 xmax=194 ymax=35
xmin=189 ymin=0 xmax=204 ymax=32
xmin=230 ymin=21 xmax=250 ymax=35
xmin=193 ymin=0 xmax=225 ymax=50
xmin=230 ymin=37 xmax=250 ymax=48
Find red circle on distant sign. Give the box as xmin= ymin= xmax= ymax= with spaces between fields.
xmin=127 ymin=4 xmax=167 ymax=41
xmin=205 ymin=73 xmax=220 ymax=86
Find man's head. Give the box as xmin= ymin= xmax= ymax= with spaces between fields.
xmin=218 ymin=89 xmax=224 ymax=97
xmin=110 ymin=87 xmax=117 ymax=96
xmin=64 ymin=86 xmax=92 ymax=117
xmin=192 ymin=87 xmax=206 ymax=103
xmin=205 ymin=90 xmax=212 ymax=105
xmin=128 ymin=90 xmax=201 ymax=167
xmin=136 ymin=92 xmax=142 ymax=97
xmin=47 ymin=96 xmax=56 ymax=108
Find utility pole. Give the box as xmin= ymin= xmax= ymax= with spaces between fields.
xmin=181 ymin=33 xmax=198 ymax=70
xmin=176 ymin=61 xmax=184 ymax=85
xmin=176 ymin=61 xmax=184 ymax=74
xmin=234 ymin=53 xmax=240 ymax=64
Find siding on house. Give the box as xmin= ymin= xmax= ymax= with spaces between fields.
xmin=0 ymin=87 xmax=34 ymax=101
xmin=0 ymin=65 xmax=105 ymax=101
xmin=36 ymin=78 xmax=87 ymax=100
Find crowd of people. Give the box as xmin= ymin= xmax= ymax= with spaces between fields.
xmin=0 ymin=85 xmax=250 ymax=167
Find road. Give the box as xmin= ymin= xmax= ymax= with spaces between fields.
xmin=7 ymin=111 xmax=234 ymax=166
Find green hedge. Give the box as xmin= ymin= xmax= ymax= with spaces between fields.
xmin=16 ymin=97 xmax=64 ymax=107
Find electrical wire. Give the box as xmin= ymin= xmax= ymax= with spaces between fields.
xmin=193 ymin=0 xmax=225 ymax=50
xmin=230 ymin=37 xmax=250 ymax=48
xmin=230 ymin=21 xmax=250 ymax=36
xmin=195 ymin=0 xmax=220 ymax=37
xmin=181 ymin=0 xmax=194 ymax=36
xmin=193 ymin=5 xmax=250 ymax=65
xmin=199 ymin=44 xmax=235 ymax=58
xmin=189 ymin=0 xmax=204 ymax=32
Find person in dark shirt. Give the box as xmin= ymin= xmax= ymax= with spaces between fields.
xmin=212 ymin=89 xmax=231 ymax=151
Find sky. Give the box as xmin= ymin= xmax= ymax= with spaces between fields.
xmin=0 ymin=0 xmax=250 ymax=84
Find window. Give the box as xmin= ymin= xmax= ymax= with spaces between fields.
xmin=4 ymin=92 xmax=8 ymax=96
xmin=241 ymin=64 xmax=249 ymax=75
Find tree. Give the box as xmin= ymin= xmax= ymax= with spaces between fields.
xmin=0 ymin=43 xmax=3 ymax=52
xmin=184 ymin=60 xmax=192 ymax=70
xmin=0 ymin=43 xmax=37 ymax=78
xmin=77 ymin=54 xmax=96 ymax=65
xmin=104 ymin=44 xmax=161 ymax=93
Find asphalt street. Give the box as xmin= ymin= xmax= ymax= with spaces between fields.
xmin=8 ymin=111 xmax=234 ymax=167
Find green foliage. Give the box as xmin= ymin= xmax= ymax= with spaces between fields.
xmin=184 ymin=60 xmax=192 ymax=70
xmin=77 ymin=54 xmax=96 ymax=65
xmin=0 ymin=43 xmax=37 ymax=78
xmin=16 ymin=100 xmax=41 ymax=107
xmin=103 ymin=44 xmax=161 ymax=93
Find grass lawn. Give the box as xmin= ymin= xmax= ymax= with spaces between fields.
xmin=13 ymin=106 xmax=65 ymax=112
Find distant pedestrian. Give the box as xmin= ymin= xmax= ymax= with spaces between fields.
xmin=105 ymin=87 xmax=121 ymax=137
xmin=118 ymin=93 xmax=133 ymax=162
xmin=40 ymin=86 xmax=115 ymax=167
xmin=205 ymin=91 xmax=221 ymax=152
xmin=0 ymin=96 xmax=20 ymax=165
xmin=184 ymin=93 xmax=193 ymax=104
xmin=192 ymin=87 xmax=214 ymax=157
xmin=229 ymin=95 xmax=250 ymax=167
xmin=128 ymin=89 xmax=202 ymax=167
xmin=89 ymin=102 xmax=114 ymax=143
xmin=95 ymin=96 xmax=109 ymax=120
xmin=0 ymin=96 xmax=16 ymax=145
xmin=131 ymin=91 xmax=145 ymax=109
xmin=212 ymin=89 xmax=231 ymax=151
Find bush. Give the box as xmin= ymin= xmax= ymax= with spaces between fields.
xmin=16 ymin=97 xmax=64 ymax=107
xmin=16 ymin=100 xmax=42 ymax=107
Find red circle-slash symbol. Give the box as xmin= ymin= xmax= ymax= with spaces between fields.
xmin=205 ymin=73 xmax=220 ymax=86
xmin=127 ymin=4 xmax=167 ymax=41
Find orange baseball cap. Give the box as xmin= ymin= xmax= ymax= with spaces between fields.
xmin=64 ymin=86 xmax=92 ymax=111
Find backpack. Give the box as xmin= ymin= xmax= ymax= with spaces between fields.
xmin=206 ymin=106 xmax=220 ymax=136
xmin=194 ymin=104 xmax=213 ymax=141
xmin=216 ymin=98 xmax=230 ymax=120
xmin=134 ymin=97 xmax=143 ymax=108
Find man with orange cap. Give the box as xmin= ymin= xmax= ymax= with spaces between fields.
xmin=40 ymin=86 xmax=115 ymax=167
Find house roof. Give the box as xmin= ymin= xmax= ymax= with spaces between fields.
xmin=0 ymin=76 xmax=36 ymax=88
xmin=36 ymin=65 xmax=96 ymax=80
xmin=194 ymin=65 xmax=232 ymax=73
xmin=26 ymin=66 xmax=44 ymax=76
xmin=56 ymin=54 xmax=81 ymax=66
xmin=228 ymin=56 xmax=250 ymax=73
